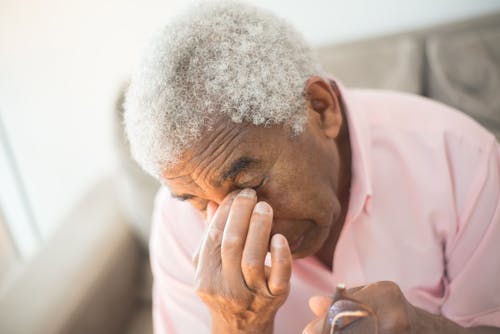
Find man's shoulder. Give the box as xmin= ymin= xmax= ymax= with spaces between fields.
xmin=346 ymin=89 xmax=495 ymax=147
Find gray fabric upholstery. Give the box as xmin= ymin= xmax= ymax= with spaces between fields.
xmin=0 ymin=178 xmax=142 ymax=334
xmin=317 ymin=37 xmax=423 ymax=94
xmin=426 ymin=27 xmax=500 ymax=139
xmin=123 ymin=257 xmax=153 ymax=334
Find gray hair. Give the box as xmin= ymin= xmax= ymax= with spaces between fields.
xmin=124 ymin=1 xmax=322 ymax=179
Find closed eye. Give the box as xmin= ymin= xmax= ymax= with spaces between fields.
xmin=237 ymin=177 xmax=267 ymax=190
xmin=191 ymin=198 xmax=209 ymax=212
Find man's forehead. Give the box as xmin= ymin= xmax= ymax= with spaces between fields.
xmin=161 ymin=118 xmax=243 ymax=173
xmin=162 ymin=153 xmax=267 ymax=204
xmin=164 ymin=154 xmax=263 ymax=194
xmin=163 ymin=153 xmax=262 ymax=183
xmin=161 ymin=120 xmax=288 ymax=188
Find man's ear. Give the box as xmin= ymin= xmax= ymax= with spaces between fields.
xmin=305 ymin=76 xmax=342 ymax=139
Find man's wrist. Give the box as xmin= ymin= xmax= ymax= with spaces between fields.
xmin=211 ymin=312 xmax=274 ymax=334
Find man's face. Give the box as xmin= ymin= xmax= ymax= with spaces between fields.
xmin=162 ymin=113 xmax=343 ymax=259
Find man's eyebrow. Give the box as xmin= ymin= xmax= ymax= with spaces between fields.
xmin=216 ymin=156 xmax=261 ymax=186
xmin=170 ymin=157 xmax=261 ymax=199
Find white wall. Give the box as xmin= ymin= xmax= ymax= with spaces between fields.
xmin=1 ymin=0 xmax=500 ymax=242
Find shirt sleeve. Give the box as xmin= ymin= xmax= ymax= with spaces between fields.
xmin=149 ymin=187 xmax=211 ymax=333
xmin=441 ymin=138 xmax=500 ymax=328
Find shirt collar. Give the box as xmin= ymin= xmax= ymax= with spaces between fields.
xmin=330 ymin=78 xmax=373 ymax=223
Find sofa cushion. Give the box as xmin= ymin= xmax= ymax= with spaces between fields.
xmin=426 ymin=27 xmax=500 ymax=139
xmin=0 ymin=178 xmax=142 ymax=334
xmin=316 ymin=37 xmax=423 ymax=94
xmin=124 ymin=255 xmax=153 ymax=334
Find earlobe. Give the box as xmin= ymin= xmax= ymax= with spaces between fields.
xmin=305 ymin=76 xmax=342 ymax=139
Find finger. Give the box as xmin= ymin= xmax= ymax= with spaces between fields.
xmin=347 ymin=281 xmax=404 ymax=324
xmin=196 ymin=193 xmax=236 ymax=273
xmin=302 ymin=318 xmax=323 ymax=334
xmin=308 ymin=295 xmax=332 ymax=317
xmin=331 ymin=310 xmax=370 ymax=331
xmin=192 ymin=243 xmax=200 ymax=268
xmin=268 ymin=233 xmax=292 ymax=296
xmin=206 ymin=201 xmax=218 ymax=222
xmin=348 ymin=281 xmax=392 ymax=311
xmin=331 ymin=299 xmax=373 ymax=315
xmin=193 ymin=202 xmax=219 ymax=267
xmin=221 ymin=189 xmax=257 ymax=283
xmin=241 ymin=200 xmax=274 ymax=293
xmin=194 ymin=200 xmax=218 ymax=265
xmin=323 ymin=299 xmax=372 ymax=333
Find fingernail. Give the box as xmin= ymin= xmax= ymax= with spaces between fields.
xmin=254 ymin=201 xmax=271 ymax=214
xmin=272 ymin=234 xmax=285 ymax=247
xmin=238 ymin=188 xmax=256 ymax=198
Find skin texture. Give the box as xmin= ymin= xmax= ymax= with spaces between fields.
xmin=192 ymin=189 xmax=291 ymax=333
xmin=163 ymin=77 xmax=351 ymax=264
xmin=161 ymin=77 xmax=500 ymax=333
xmin=305 ymin=282 xmax=500 ymax=334
xmin=163 ymin=77 xmax=349 ymax=332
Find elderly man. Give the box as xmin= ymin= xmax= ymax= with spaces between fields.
xmin=124 ymin=2 xmax=500 ymax=333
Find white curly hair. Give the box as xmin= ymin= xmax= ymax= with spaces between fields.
xmin=124 ymin=1 xmax=322 ymax=179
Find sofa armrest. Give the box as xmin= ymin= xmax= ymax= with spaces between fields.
xmin=0 ymin=177 xmax=142 ymax=334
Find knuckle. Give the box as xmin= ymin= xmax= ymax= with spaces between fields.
xmin=222 ymin=234 xmax=243 ymax=250
xmin=386 ymin=281 xmax=405 ymax=299
xmin=268 ymin=280 xmax=289 ymax=295
xmin=385 ymin=313 xmax=411 ymax=333
xmin=194 ymin=283 xmax=213 ymax=300
xmin=207 ymin=226 xmax=222 ymax=243
xmin=242 ymin=258 xmax=261 ymax=273
xmin=379 ymin=280 xmax=398 ymax=289
xmin=273 ymin=256 xmax=291 ymax=270
xmin=241 ymin=256 xmax=264 ymax=271
xmin=375 ymin=280 xmax=401 ymax=295
xmin=195 ymin=290 xmax=213 ymax=303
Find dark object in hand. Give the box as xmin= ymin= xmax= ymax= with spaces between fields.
xmin=322 ymin=284 xmax=371 ymax=334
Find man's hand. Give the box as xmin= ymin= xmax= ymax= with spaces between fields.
xmin=303 ymin=281 xmax=482 ymax=334
xmin=193 ymin=189 xmax=292 ymax=334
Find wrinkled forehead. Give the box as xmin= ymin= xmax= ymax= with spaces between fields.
xmin=161 ymin=119 xmax=289 ymax=183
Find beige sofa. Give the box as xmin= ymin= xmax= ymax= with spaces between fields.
xmin=1 ymin=11 xmax=498 ymax=334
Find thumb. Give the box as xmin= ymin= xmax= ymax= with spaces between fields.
xmin=308 ymin=295 xmax=332 ymax=317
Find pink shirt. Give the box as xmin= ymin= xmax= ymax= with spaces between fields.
xmin=150 ymin=88 xmax=500 ymax=333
